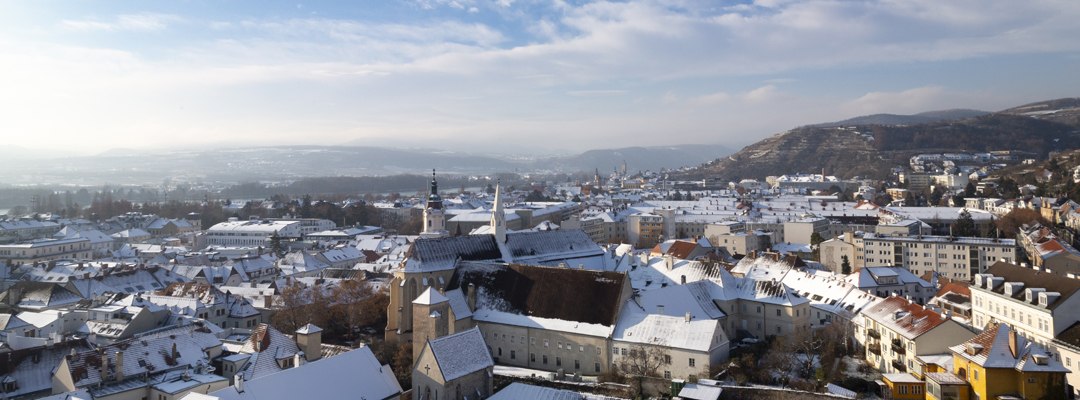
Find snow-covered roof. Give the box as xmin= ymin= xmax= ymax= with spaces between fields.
xmin=444 ymin=288 xmax=473 ymax=320
xmin=208 ymin=346 xmax=401 ymax=400
xmin=862 ymin=296 xmax=952 ymax=340
xmin=613 ymin=311 xmax=725 ymax=353
xmin=678 ymin=383 xmax=723 ymax=400
xmin=489 ymin=382 xmax=624 ymax=400
xmin=295 ymin=324 xmax=322 ymax=334
xmin=426 ymin=327 xmax=494 ymax=381
xmin=473 ymin=309 xmax=614 ymax=337
xmin=413 ymin=287 xmax=449 ymax=305
xmin=950 ymin=322 xmax=1069 ymax=373
xmin=882 ymin=373 xmax=921 ymax=383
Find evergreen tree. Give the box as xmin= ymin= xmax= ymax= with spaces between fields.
xmin=270 ymin=231 xmax=286 ymax=257
xmin=841 ymin=255 xmax=851 ymax=275
xmin=810 ymin=232 xmax=825 ymax=260
xmin=953 ymin=209 xmax=977 ymax=237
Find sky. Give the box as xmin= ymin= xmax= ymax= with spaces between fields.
xmin=1 ymin=0 xmax=1079 ymax=157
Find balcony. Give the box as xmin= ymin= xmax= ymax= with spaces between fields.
xmin=891 ymin=359 xmax=907 ymax=373
xmin=867 ymin=329 xmax=880 ymax=340
xmin=891 ymin=339 xmax=906 ymax=355
xmin=868 ymin=343 xmax=881 ymax=356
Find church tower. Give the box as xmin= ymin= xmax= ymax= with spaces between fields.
xmin=490 ymin=181 xmax=506 ymax=244
xmin=421 ymin=169 xmax=448 ymax=238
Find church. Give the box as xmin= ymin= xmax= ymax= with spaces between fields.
xmin=391 ymin=172 xmax=728 ymax=386
xmin=386 ymin=172 xmax=615 ymax=337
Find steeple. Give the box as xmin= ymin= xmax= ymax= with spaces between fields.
xmin=421 ymin=169 xmax=447 ymax=238
xmin=426 ymin=169 xmax=442 ymax=210
xmin=490 ymin=181 xmax=506 ymax=244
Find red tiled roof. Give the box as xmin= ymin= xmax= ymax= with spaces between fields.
xmin=935 ymin=281 xmax=971 ymax=298
xmin=864 ymin=296 xmax=950 ymax=339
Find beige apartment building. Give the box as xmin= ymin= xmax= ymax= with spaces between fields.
xmin=861 ymin=233 xmax=1016 ymax=281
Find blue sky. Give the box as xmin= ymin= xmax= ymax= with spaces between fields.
xmin=1 ymin=0 xmax=1078 ymax=156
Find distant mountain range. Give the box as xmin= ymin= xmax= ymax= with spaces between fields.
xmin=0 ymin=144 xmax=734 ymax=185
xmin=678 ymin=98 xmax=1080 ymax=182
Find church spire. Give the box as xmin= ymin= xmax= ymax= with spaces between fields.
xmin=426 ymin=169 xmax=442 ymax=210
xmin=491 ymin=180 xmax=506 ymax=244
xmin=421 ymin=169 xmax=447 ymax=238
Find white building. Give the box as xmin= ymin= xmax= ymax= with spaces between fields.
xmin=203 ymin=220 xmax=302 ymax=248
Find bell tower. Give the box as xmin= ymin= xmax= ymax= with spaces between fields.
xmin=421 ymin=169 xmax=448 ymax=238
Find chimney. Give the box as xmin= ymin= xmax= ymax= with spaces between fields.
xmin=296 ymin=324 xmax=323 ymax=362
xmin=1008 ymin=328 xmax=1019 ymax=359
xmin=115 ymin=351 xmax=124 ymax=381
xmin=466 ymin=283 xmax=477 ymax=311
xmin=293 ymin=352 xmax=305 ymax=368
xmin=234 ymin=374 xmax=244 ymax=393
xmin=98 ymin=351 xmax=108 ymax=381
xmin=684 ymin=312 xmax=691 ymax=323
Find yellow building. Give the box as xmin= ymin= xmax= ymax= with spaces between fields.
xmin=949 ymin=323 xmax=1069 ymax=400
xmin=880 ymin=373 xmax=925 ymax=400
xmin=925 ymin=372 xmax=969 ymax=400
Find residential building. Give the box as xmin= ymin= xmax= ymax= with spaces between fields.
xmin=879 ymin=373 xmax=925 ymax=400
xmin=949 ymin=323 xmax=1069 ymax=400
xmin=845 ymin=266 xmax=936 ymax=304
xmin=820 ymin=231 xmax=864 ymax=274
xmin=862 ymin=296 xmax=976 ymax=374
xmin=970 ymin=262 xmax=1080 ymax=396
xmin=861 ymin=233 xmax=1016 ymax=281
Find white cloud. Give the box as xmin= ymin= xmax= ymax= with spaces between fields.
xmin=3 ymin=1 xmax=1080 ymax=154
xmin=61 ymin=13 xmax=181 ymax=32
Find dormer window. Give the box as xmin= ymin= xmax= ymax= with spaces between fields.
xmin=1033 ymin=354 xmax=1049 ymax=365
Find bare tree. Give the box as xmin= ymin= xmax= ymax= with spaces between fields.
xmin=616 ymin=339 xmax=671 ymax=397
xmin=330 ymin=279 xmax=389 ymax=341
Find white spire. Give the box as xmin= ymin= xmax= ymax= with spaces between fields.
xmin=491 ymin=181 xmax=506 ymax=244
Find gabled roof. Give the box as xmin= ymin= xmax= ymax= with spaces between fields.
xmin=950 ymin=323 xmax=1068 ymax=373
xmin=426 ymin=327 xmax=493 ymax=381
xmin=237 ymin=324 xmax=301 ymax=381
xmin=209 ymin=346 xmax=401 ymax=400
xmin=405 ymin=235 xmax=501 ymax=273
xmin=862 ymin=296 xmax=953 ymax=340
xmin=449 ymin=263 xmax=626 ymax=327
xmin=404 ymin=230 xmax=604 ymax=273
xmin=0 ymin=340 xmax=93 ymax=398
xmin=613 ymin=311 xmax=725 ymax=352
xmin=504 ymin=230 xmax=602 ymax=260
xmin=64 ymin=324 xmax=221 ymax=389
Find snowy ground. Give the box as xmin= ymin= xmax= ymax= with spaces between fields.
xmin=493 ymin=365 xmax=599 ymax=384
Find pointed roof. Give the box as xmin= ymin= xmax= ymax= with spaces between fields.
xmin=951 ymin=322 xmax=1068 ymax=373
xmin=413 ymin=287 xmax=449 ymax=305
xmin=296 ymin=323 xmax=322 ymax=335
xmin=425 ymin=327 xmax=493 ymax=381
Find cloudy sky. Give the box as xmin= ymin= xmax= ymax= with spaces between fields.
xmin=1 ymin=0 xmax=1079 ymax=156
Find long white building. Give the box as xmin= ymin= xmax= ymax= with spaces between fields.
xmin=203 ymin=220 xmax=303 ymax=248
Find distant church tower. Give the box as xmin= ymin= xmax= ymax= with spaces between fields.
xmin=421 ymin=169 xmax=448 ymax=238
xmin=490 ymin=181 xmax=512 ymax=262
